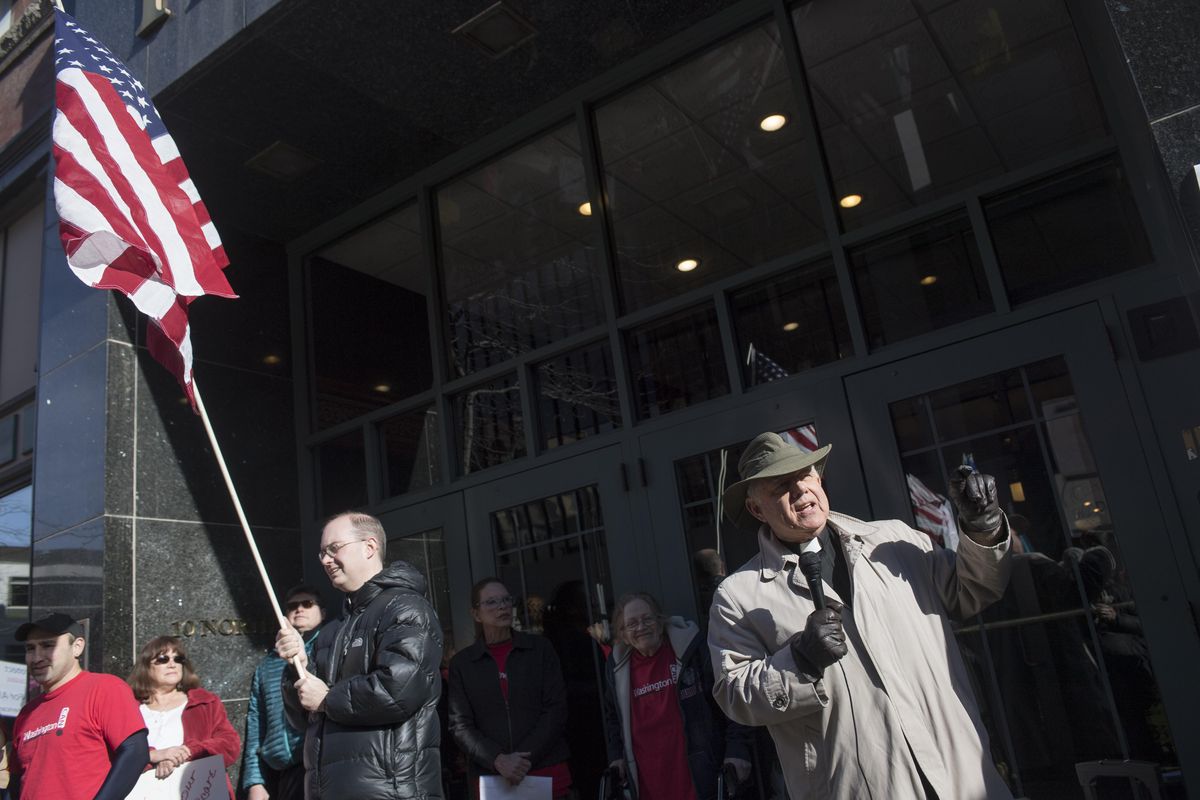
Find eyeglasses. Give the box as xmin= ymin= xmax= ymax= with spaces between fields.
xmin=317 ymin=539 xmax=366 ymax=561
xmin=476 ymin=595 xmax=514 ymax=610
xmin=286 ymin=599 xmax=318 ymax=613
xmin=622 ymin=616 xmax=658 ymax=632
xmin=152 ymin=654 xmax=186 ymax=665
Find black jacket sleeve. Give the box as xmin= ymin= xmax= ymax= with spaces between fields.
xmin=322 ymin=598 xmax=443 ymax=727
xmin=448 ymin=656 xmax=506 ymax=770
xmin=93 ymin=729 xmax=149 ymax=800
xmin=513 ymin=640 xmax=569 ymax=764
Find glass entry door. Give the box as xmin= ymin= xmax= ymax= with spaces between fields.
xmin=845 ymin=303 xmax=1198 ymax=798
xmin=463 ymin=445 xmax=635 ymax=799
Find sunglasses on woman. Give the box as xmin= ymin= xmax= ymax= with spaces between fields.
xmin=152 ymin=654 xmax=186 ymax=665
xmin=286 ymin=599 xmax=318 ymax=612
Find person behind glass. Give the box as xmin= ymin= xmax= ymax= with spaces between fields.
xmin=449 ymin=578 xmax=573 ymax=798
xmin=127 ymin=635 xmax=241 ymax=798
xmin=603 ymin=592 xmax=753 ymax=800
xmin=242 ymin=585 xmax=326 ymax=800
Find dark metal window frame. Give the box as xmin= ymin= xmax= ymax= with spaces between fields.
xmin=288 ymin=0 xmax=1191 ymax=527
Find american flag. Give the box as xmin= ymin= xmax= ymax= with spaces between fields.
xmin=781 ymin=423 xmax=819 ymax=453
xmin=51 ymin=9 xmax=235 ymax=408
xmin=906 ymin=472 xmax=961 ymax=551
xmin=746 ymin=343 xmax=790 ymax=384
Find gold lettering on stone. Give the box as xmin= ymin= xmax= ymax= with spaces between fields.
xmin=165 ymin=618 xmax=270 ymax=637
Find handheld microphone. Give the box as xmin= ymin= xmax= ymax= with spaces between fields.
xmin=798 ymin=551 xmax=826 ymax=610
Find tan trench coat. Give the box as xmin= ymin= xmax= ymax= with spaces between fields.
xmin=709 ymin=511 xmax=1013 ymax=800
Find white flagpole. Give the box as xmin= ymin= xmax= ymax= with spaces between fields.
xmin=192 ymin=379 xmax=305 ymax=672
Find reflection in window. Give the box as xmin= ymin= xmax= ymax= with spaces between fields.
xmin=674 ymin=425 xmax=820 ymax=618
xmin=986 ymin=158 xmax=1153 ymax=305
xmin=308 ymin=205 xmax=432 ymax=430
xmin=730 ymin=260 xmax=852 ymax=387
xmin=452 ymin=374 xmax=525 ymax=474
xmin=794 ymin=0 xmax=1108 ymax=229
xmin=439 ymin=125 xmax=605 ymax=377
xmin=389 ymin=529 xmax=453 ymax=651
xmin=626 ymin=305 xmax=729 ymax=420
xmin=888 ymin=357 xmax=1180 ymax=795
xmin=314 ymin=431 xmax=367 ymax=516
xmin=595 ymin=22 xmax=824 ymax=313
xmin=0 ymin=485 xmax=31 ymax=660
xmin=849 ymin=214 xmax=991 ymax=348
xmin=379 ymin=407 xmax=440 ymax=499
xmin=534 ymin=342 xmax=621 ymax=451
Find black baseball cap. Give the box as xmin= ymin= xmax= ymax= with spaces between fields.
xmin=15 ymin=613 xmax=85 ymax=642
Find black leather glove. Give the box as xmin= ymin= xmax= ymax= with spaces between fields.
xmin=789 ymin=601 xmax=847 ymax=674
xmin=948 ymin=465 xmax=1003 ymax=540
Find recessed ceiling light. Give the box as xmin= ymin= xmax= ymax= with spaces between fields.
xmin=676 ymin=258 xmax=699 ymax=272
xmin=782 ymin=321 xmax=800 ymax=332
xmin=759 ymin=114 xmax=787 ymax=132
xmin=452 ymin=1 xmax=539 ymax=60
xmin=1083 ymin=500 xmax=1092 ymax=506
xmin=245 ymin=140 xmax=321 ymax=180
xmin=919 ymin=275 xmax=938 ymax=286
xmin=1093 ymin=507 xmax=1102 ymax=513
xmin=839 ymin=194 xmax=862 ymax=208
xmin=374 ymin=384 xmax=391 ymax=393
xmin=578 ymin=201 xmax=592 ymax=216
xmin=262 ymin=354 xmax=282 ymax=365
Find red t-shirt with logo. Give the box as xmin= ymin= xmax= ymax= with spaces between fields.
xmin=486 ymin=639 xmax=573 ymax=799
xmin=629 ymin=644 xmax=696 ymax=800
xmin=13 ymin=670 xmax=147 ymax=799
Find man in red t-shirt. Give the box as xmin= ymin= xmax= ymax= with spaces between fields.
xmin=12 ymin=613 xmax=148 ymax=800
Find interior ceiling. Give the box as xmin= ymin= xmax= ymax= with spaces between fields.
xmin=153 ymin=0 xmax=741 ymax=247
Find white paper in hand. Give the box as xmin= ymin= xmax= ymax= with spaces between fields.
xmin=124 ymin=754 xmax=230 ymax=800
xmin=479 ymin=774 xmax=552 ymax=800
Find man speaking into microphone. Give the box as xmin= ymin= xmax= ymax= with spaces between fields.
xmin=707 ymin=432 xmax=1013 ymax=800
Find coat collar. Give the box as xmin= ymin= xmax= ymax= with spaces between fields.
xmin=757 ymin=511 xmax=882 ymax=582
xmin=462 ymin=629 xmax=535 ymax=662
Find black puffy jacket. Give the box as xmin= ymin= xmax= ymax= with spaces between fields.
xmin=284 ymin=562 xmax=444 ymax=799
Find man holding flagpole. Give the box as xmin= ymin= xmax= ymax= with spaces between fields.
xmin=276 ymin=512 xmax=444 ymax=799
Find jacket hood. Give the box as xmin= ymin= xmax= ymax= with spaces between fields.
xmin=348 ymin=560 xmax=429 ymax=611
xmin=610 ymin=615 xmax=699 ymax=671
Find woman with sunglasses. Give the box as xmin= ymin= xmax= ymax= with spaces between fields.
xmin=449 ymin=577 xmax=573 ymax=798
xmin=603 ymin=592 xmax=753 ymax=800
xmin=127 ymin=635 xmax=241 ymax=797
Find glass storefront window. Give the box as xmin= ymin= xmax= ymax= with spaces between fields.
xmin=595 ymin=22 xmax=824 ymax=313
xmin=626 ymin=305 xmax=729 ymax=421
xmin=730 ymin=259 xmax=852 ymax=387
xmin=438 ymin=124 xmax=606 ymax=378
xmin=314 ymin=431 xmax=367 ymax=516
xmin=0 ymin=485 xmax=31 ymax=662
xmin=985 ymin=158 xmax=1153 ymax=305
xmin=308 ymin=204 xmax=433 ymax=430
xmin=452 ymin=373 xmax=525 ymax=474
xmin=793 ymin=0 xmax=1109 ymax=230
xmin=387 ymin=528 xmax=453 ymax=651
xmin=534 ymin=342 xmax=621 ymax=451
xmin=379 ymin=406 xmax=440 ymax=499
xmin=889 ymin=357 xmax=1181 ymax=796
xmin=848 ymin=214 xmax=991 ymax=348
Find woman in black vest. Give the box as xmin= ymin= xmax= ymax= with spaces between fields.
xmin=449 ymin=578 xmax=573 ymax=798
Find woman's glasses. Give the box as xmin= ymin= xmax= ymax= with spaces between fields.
xmin=286 ymin=599 xmax=317 ymax=612
xmin=152 ymin=654 xmax=186 ymax=665
xmin=476 ymin=596 xmax=515 ymax=610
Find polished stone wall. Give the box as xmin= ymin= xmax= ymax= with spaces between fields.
xmin=1104 ymin=0 xmax=1200 ymax=257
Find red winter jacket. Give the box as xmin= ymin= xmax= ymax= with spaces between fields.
xmin=146 ymin=687 xmax=241 ymax=797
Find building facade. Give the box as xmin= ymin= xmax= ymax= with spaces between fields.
xmin=2 ymin=0 xmax=1199 ymax=796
